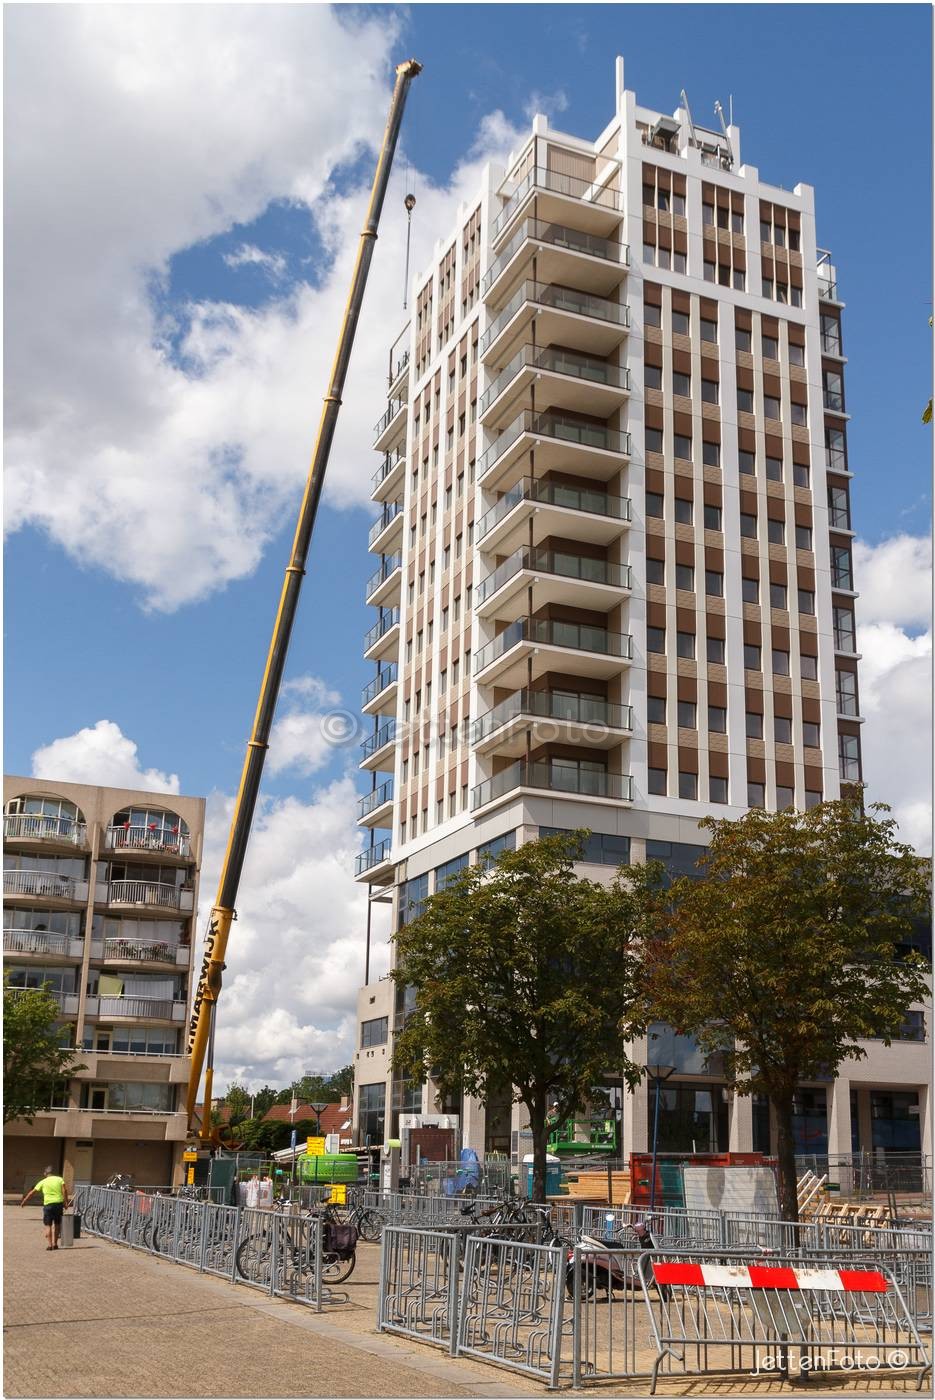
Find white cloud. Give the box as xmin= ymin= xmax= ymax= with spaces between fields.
xmin=854 ymin=535 xmax=932 ymax=853
xmin=5 ymin=7 xmax=523 ymax=612
xmin=31 ymin=719 xmax=181 ymax=795
xmin=267 ymin=674 xmax=351 ymax=777
xmin=222 ymin=244 xmax=287 ymax=280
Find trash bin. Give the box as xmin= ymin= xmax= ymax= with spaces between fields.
xmin=60 ymin=1212 xmax=75 ymax=1248
xmin=522 ymin=1153 xmax=562 ymax=1199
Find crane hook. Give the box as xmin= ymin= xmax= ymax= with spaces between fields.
xmin=403 ymin=192 xmax=416 ymax=310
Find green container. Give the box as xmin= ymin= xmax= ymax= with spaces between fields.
xmin=297 ymin=1153 xmax=358 ymax=1184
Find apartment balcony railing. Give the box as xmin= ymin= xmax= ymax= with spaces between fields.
xmin=105 ymin=826 xmax=191 ymax=858
xmin=101 ymin=936 xmax=182 ymax=965
xmin=474 ymin=616 xmax=633 ymax=674
xmin=4 ymin=814 xmax=87 ymax=845
xmin=480 ymin=345 xmax=629 ymax=418
xmin=373 ymin=398 xmax=407 ymax=441
xmin=823 ymin=389 xmax=845 ymax=413
xmin=364 ymin=608 xmax=400 ymax=654
xmin=818 ymin=279 xmax=840 ymax=302
xmin=477 ymin=410 xmax=629 ymax=481
xmin=473 ymin=691 xmax=633 ymax=745
xmin=361 ymin=720 xmax=396 ymax=761
xmin=370 ymin=448 xmax=406 ymax=495
xmin=388 ymin=346 xmax=410 ymax=391
xmin=482 ymin=217 xmax=628 ymax=297
xmin=6 ymin=985 xmax=80 ymax=1015
xmin=834 ymin=625 xmax=857 ymax=654
xmin=357 ymin=780 xmax=393 ymax=821
xmin=477 ymin=548 xmax=631 ymax=606
xmin=832 ymin=566 xmax=854 ymax=591
xmin=477 ymin=477 xmax=631 ymax=543
xmin=365 ymin=554 xmax=402 ymax=602
xmin=355 ymin=838 xmax=392 ymax=877
xmin=94 ymin=996 xmax=186 ymax=1021
xmin=3 ymin=869 xmax=85 ymax=901
xmin=361 ymin=666 xmax=397 ymax=707
xmin=480 ymin=280 xmax=629 ymax=357
xmin=492 ymin=166 xmax=623 ymax=241
xmin=472 ymin=760 xmax=633 ymax=811
xmin=821 ymin=331 xmax=843 ymax=356
xmin=3 ymin=929 xmax=83 ymax=958
xmin=107 ymin=880 xmax=184 ymax=910
xmin=368 ymin=501 xmax=403 ymax=548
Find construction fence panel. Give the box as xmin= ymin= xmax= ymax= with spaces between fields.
xmin=639 ymin=1252 xmax=932 ymax=1393
xmin=379 ymin=1226 xmax=461 ymax=1354
xmin=571 ymin=1245 xmax=654 ymax=1386
xmin=456 ymin=1234 xmax=568 ymax=1387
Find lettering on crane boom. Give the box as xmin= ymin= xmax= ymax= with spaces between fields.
xmin=188 ymin=911 xmax=220 ymax=1050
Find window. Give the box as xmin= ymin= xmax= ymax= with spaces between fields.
xmin=701 ymin=379 xmax=719 ymax=404
xmin=798 ymin=589 xmax=815 ymax=615
xmin=736 ymin=328 xmax=752 ymax=354
xmin=833 ymin=607 xmax=855 ymax=652
xmin=674 ymin=497 xmax=693 ymax=525
xmin=700 ymin=318 xmax=717 ymax=343
xmin=764 ymin=395 xmax=781 ymax=420
xmin=648 ymin=695 xmax=666 ymax=724
xmin=674 ymin=434 xmax=692 ymax=460
xmin=702 ymin=441 xmax=720 ymax=467
xmin=767 ymin=518 xmax=785 ymax=545
xmin=677 ymin=700 xmax=697 ymax=729
xmin=766 ymin=456 xmax=783 ymax=482
xmin=747 ymin=782 xmax=765 ymax=808
xmin=737 ymin=388 xmax=754 ymax=413
xmin=776 ymin=786 xmax=794 ymax=811
xmin=646 ymin=427 xmax=664 ymax=454
xmin=708 ymin=706 xmax=727 ymax=733
xmin=705 ymin=569 xmax=723 ymax=596
xmin=646 ymin=491 xmax=664 ymax=519
xmin=774 ymin=715 xmax=793 ymax=743
xmin=836 ymin=669 xmax=858 ymax=716
xmin=647 ymin=557 xmax=665 ymax=585
xmin=710 ymin=775 xmax=728 ymax=804
xmin=707 ymin=636 xmax=726 ymax=664
xmin=476 ymin=830 xmax=517 ymax=865
xmin=645 ymin=364 xmax=662 ymax=390
xmin=803 ymin=721 xmax=821 ymax=748
xmin=647 ymin=626 xmax=666 ymax=654
xmin=540 ymin=828 xmax=629 ymax=866
xmin=740 ymin=512 xmax=757 ymax=539
xmin=673 ymin=372 xmax=691 ymax=398
xmin=678 ymin=771 xmax=698 ymax=800
xmin=801 ymin=653 xmax=819 ymax=680
xmin=675 ymin=563 xmax=694 ymax=591
xmin=793 ymin=462 xmax=810 ymax=487
xmin=742 ymin=576 xmax=759 ymax=603
xmin=839 ymin=733 xmax=861 ymax=781
xmin=676 ymin=630 xmax=695 ymax=660
xmin=772 ymin=649 xmax=790 ymax=676
xmin=645 ymin=301 xmax=662 ymax=327
xmin=703 ymin=504 xmax=722 ymax=532
xmin=744 ymin=643 xmax=761 ymax=669
xmin=790 ymin=402 xmax=807 ymax=426
xmin=796 ymin=525 xmax=813 ymax=550
xmin=762 ymin=335 xmax=778 ymax=360
xmin=805 ymin=789 xmax=822 ymax=809
xmin=828 ymin=486 xmax=851 ymax=530
xmin=703 ymin=203 xmax=714 ymax=226
xmin=672 ymin=310 xmax=690 ymax=336
xmin=361 ymin=1017 xmax=388 ymax=1048
xmin=770 ymin=583 xmax=788 ymax=610
xmin=789 ymin=341 xmax=805 ymax=366
xmin=731 ymin=210 xmax=744 ymax=234
xmin=648 ymin=767 xmax=667 ymax=795
xmin=746 ymin=711 xmax=763 ymax=739
xmin=831 ymin=546 xmax=853 ymax=590
xmin=703 ymin=260 xmax=716 ymax=282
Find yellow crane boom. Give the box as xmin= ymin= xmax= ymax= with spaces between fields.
xmin=186 ymin=58 xmax=422 ymax=1142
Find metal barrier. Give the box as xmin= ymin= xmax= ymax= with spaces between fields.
xmin=379 ymin=1226 xmax=462 ymax=1354
xmin=639 ymin=1251 xmax=932 ymax=1392
xmin=457 ymin=1233 xmax=568 ymax=1387
xmin=571 ymin=1245 xmax=651 ymax=1385
xmin=270 ymin=1211 xmax=325 ymax=1311
xmin=202 ymin=1204 xmax=240 ymax=1281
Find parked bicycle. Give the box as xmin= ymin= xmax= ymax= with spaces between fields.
xmin=235 ymin=1202 xmax=357 ymax=1287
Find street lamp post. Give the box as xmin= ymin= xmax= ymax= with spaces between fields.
xmin=645 ymin=1064 xmax=676 ymax=1215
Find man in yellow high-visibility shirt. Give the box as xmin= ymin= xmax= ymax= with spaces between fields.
xmin=21 ymin=1166 xmax=70 ymax=1250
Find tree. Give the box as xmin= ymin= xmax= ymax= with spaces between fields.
xmin=250 ymin=1085 xmax=279 ymax=1119
xmin=392 ymin=833 xmax=647 ymax=1202
xmin=219 ymin=1082 xmax=252 ymax=1125
xmin=329 ymin=1065 xmax=354 ymax=1098
xmin=3 ymin=977 xmax=85 ymax=1124
xmin=639 ymin=800 xmax=930 ymax=1221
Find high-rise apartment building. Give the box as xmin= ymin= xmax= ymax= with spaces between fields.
xmin=3 ymin=776 xmax=205 ymax=1189
xmin=352 ymin=58 xmax=930 ymax=1169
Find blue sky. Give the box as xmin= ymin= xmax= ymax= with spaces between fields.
xmin=5 ymin=5 xmax=931 ymax=1082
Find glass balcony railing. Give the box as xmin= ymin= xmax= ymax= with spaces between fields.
xmin=373 ymin=398 xmax=406 ymax=440
xmin=364 ymin=608 xmax=400 ymax=652
xmin=4 ymin=814 xmax=87 ymax=845
xmin=478 ymin=410 xmax=630 ymax=479
xmin=365 ymin=554 xmax=402 ymax=600
xmin=480 ymin=280 xmax=629 ymax=355
xmin=492 ymin=166 xmax=624 ymax=241
xmin=818 ymin=279 xmax=840 ymax=302
xmin=473 ymin=691 xmax=633 ymax=745
xmin=368 ymin=501 xmax=403 ymax=547
xmin=474 ymin=616 xmax=632 ymax=673
xmin=481 ymin=217 xmax=628 ymax=295
xmin=362 ymin=666 xmax=397 ymax=707
xmin=371 ymin=448 xmax=406 ymax=494
xmin=361 ymin=720 xmax=396 ymax=760
xmin=357 ymin=780 xmax=393 ymax=820
xmin=480 ymin=345 xmax=629 ymax=416
xmin=477 ymin=548 xmax=631 ymax=605
xmin=355 ymin=838 xmax=392 ymax=876
xmin=472 ymin=760 xmax=633 ymax=810
xmin=388 ymin=347 xmax=410 ymax=388
xmin=477 ymin=478 xmax=631 ymax=543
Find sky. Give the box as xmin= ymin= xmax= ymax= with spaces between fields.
xmin=5 ymin=4 xmax=932 ymax=1091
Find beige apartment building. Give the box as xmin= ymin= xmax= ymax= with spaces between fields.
xmin=352 ymin=57 xmax=930 ymax=1172
xmin=4 ymin=776 xmax=205 ymax=1190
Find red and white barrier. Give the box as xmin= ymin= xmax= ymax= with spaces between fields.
xmin=653 ymin=1261 xmax=888 ymax=1293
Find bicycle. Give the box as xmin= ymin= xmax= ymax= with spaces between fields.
xmin=331 ymin=1199 xmax=383 ymax=1243
xmin=235 ymin=1202 xmax=357 ymax=1288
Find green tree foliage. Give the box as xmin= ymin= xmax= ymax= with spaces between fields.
xmin=392 ymin=833 xmax=647 ymax=1201
xmin=220 ymin=1082 xmax=252 ymax=1125
xmin=250 ymin=1085 xmax=279 ymax=1119
xmin=329 ymin=1065 xmax=354 ymax=1098
xmin=3 ymin=976 xmax=85 ymax=1124
xmin=639 ymin=800 xmax=930 ymax=1220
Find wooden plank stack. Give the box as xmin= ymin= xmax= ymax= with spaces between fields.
xmin=562 ymin=1168 xmax=631 ymax=1205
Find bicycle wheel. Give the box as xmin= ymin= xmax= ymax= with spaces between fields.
xmin=322 ymin=1250 xmax=356 ymax=1284
xmin=357 ymin=1210 xmax=383 ymax=1243
xmin=236 ymin=1232 xmax=272 ymax=1284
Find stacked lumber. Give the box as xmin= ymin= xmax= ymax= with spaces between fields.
xmin=563 ymin=1169 xmax=631 ymax=1205
xmin=812 ymin=1200 xmax=893 ymax=1228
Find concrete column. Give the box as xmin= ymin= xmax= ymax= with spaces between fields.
xmin=827 ymin=1076 xmax=853 ymax=1190
xmin=729 ymin=1092 xmax=753 ymax=1151
xmin=460 ymin=1092 xmax=485 ymax=1155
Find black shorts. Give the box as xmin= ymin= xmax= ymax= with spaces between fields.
xmin=42 ymin=1203 xmax=64 ymax=1226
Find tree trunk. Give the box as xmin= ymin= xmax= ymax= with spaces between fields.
xmin=529 ymin=1097 xmax=548 ymax=1204
xmin=773 ymin=1094 xmax=800 ymax=1223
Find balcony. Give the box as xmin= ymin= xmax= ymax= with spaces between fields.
xmin=3 ymin=869 xmax=88 ymax=903
xmin=357 ymin=779 xmax=394 ymax=827
xmin=106 ymin=880 xmax=190 ymax=912
xmin=371 ymin=447 xmax=406 ymax=503
xmin=372 ymin=397 xmax=407 ymax=452
xmin=4 ymin=814 xmax=87 ymax=849
xmin=480 ymin=345 xmax=629 ymax=427
xmin=476 ymin=547 xmax=631 ymax=621
xmin=360 ymin=719 xmax=396 ymax=771
xmin=823 ymin=389 xmax=847 ymax=417
xmin=473 ymin=691 xmax=633 ymax=757
xmin=368 ymin=500 xmax=404 ymax=552
xmin=477 ymin=478 xmax=630 ymax=555
xmin=480 ymin=280 xmax=629 ymax=365
xmin=364 ymin=608 xmax=401 ymax=663
xmin=482 ymin=217 xmax=628 ymax=305
xmin=477 ymin=410 xmax=630 ymax=491
xmin=474 ymin=616 xmax=632 ymax=689
xmin=365 ymin=553 xmax=402 ymax=607
xmin=3 ymin=929 xmax=84 ymax=960
xmin=98 ymin=936 xmax=188 ymax=967
xmin=362 ymin=666 xmax=398 ymax=716
xmin=471 ymin=760 xmax=633 ymax=813
xmin=105 ymin=826 xmax=191 ymax=859
xmin=355 ymin=838 xmax=393 ymax=882
xmin=88 ymin=996 xmax=187 ymax=1022
xmin=492 ymin=166 xmax=624 ymax=246
xmin=388 ymin=344 xmax=410 ymax=397
xmin=6 ymin=985 xmax=80 ymax=1016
